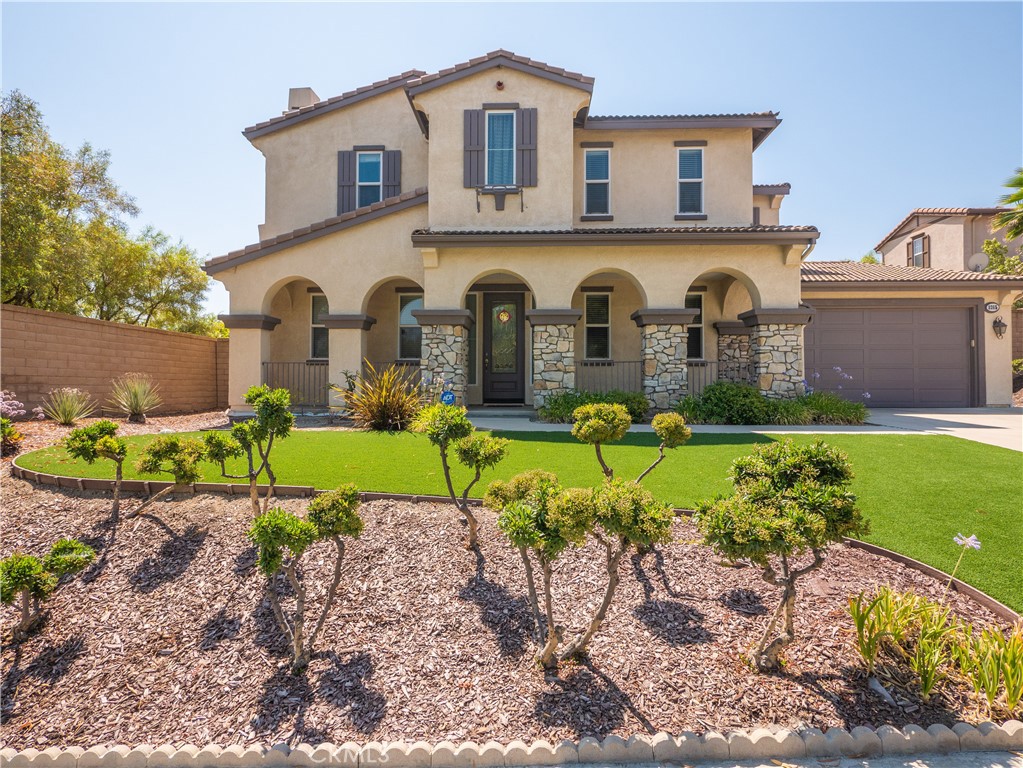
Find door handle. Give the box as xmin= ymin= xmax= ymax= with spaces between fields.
xmin=484 ymin=356 xmax=490 ymax=371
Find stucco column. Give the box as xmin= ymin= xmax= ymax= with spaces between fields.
xmin=412 ymin=309 xmax=473 ymax=406
xmin=739 ymin=307 xmax=815 ymax=399
xmin=218 ymin=314 xmax=280 ymax=415
xmin=324 ymin=314 xmax=375 ymax=408
xmin=525 ymin=309 xmax=582 ymax=409
xmin=631 ymin=309 xmax=698 ymax=412
xmin=713 ymin=321 xmax=753 ymax=384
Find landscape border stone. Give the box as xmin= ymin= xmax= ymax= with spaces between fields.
xmin=3 ymin=722 xmax=1021 ymax=767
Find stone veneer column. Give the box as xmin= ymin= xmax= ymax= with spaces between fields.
xmin=631 ymin=309 xmax=698 ymax=412
xmin=525 ymin=309 xmax=582 ymax=409
xmin=738 ymin=307 xmax=815 ymax=399
xmin=218 ymin=313 xmax=281 ymax=415
xmin=713 ymin=321 xmax=753 ymax=384
xmin=412 ymin=309 xmax=473 ymax=406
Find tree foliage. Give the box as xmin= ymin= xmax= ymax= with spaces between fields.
xmin=0 ymin=539 xmax=95 ymax=638
xmin=981 ymin=239 xmax=1023 ymax=309
xmin=65 ymin=420 xmax=128 ymax=516
xmin=0 ymin=90 xmax=222 ymax=336
xmin=993 ymin=167 xmax=1023 ymax=242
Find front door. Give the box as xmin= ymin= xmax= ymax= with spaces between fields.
xmin=482 ymin=293 xmax=525 ymax=402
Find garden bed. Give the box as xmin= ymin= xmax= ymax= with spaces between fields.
xmin=0 ymin=474 xmax=1008 ymax=749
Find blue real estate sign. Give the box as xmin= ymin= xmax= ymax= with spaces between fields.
xmin=440 ymin=390 xmax=456 ymax=406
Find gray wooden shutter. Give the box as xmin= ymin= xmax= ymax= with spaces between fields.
xmin=516 ymin=107 xmax=537 ymax=187
xmin=906 ymin=240 xmax=913 ymax=266
xmin=383 ymin=150 xmax=401 ymax=199
xmin=464 ymin=109 xmax=485 ymax=187
xmin=337 ymin=151 xmax=356 ymax=214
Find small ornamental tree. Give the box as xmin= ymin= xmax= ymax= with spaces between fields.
xmin=412 ymin=403 xmax=509 ymax=547
xmin=132 ymin=435 xmax=205 ymax=516
xmin=65 ymin=420 xmax=128 ymax=516
xmin=637 ymin=412 xmax=692 ymax=482
xmin=203 ymin=385 xmax=295 ymax=516
xmin=1 ymin=539 xmax=95 ymax=638
xmin=249 ymin=484 xmax=364 ymax=673
xmin=488 ymin=471 xmax=673 ymax=669
xmin=695 ymin=439 xmax=868 ymax=671
xmin=571 ymin=404 xmax=691 ymax=484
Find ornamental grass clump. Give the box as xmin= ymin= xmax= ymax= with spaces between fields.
xmin=249 ymin=484 xmax=364 ymax=673
xmin=0 ymin=539 xmax=95 ymax=638
xmin=40 ymin=387 xmax=96 ymax=426
xmin=696 ymin=439 xmax=867 ymax=671
xmin=488 ymin=470 xmax=673 ymax=669
xmin=132 ymin=434 xmax=205 ymax=516
xmin=65 ymin=420 xmax=128 ymax=516
xmin=412 ymin=403 xmax=509 ymax=547
xmin=335 ymin=361 xmax=422 ymax=431
xmin=108 ymin=372 xmax=163 ymax=423
xmin=203 ymin=385 xmax=294 ymax=517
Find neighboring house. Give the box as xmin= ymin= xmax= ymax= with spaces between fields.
xmin=206 ymin=51 xmax=1023 ymax=413
xmin=875 ymin=208 xmax=1009 ymax=272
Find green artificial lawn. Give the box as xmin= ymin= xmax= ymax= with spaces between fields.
xmin=18 ymin=430 xmax=1023 ymax=611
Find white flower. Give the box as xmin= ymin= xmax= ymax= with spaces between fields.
xmin=953 ymin=533 xmax=981 ymax=550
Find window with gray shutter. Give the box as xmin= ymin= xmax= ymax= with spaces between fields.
xmin=516 ymin=107 xmax=537 ymax=187
xmin=337 ymin=151 xmax=357 ymax=214
xmin=383 ymin=150 xmax=401 ymax=199
xmin=464 ymin=109 xmax=485 ymax=187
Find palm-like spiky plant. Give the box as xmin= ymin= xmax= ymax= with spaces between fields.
xmin=993 ymin=167 xmax=1023 ymax=241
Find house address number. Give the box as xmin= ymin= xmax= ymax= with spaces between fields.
xmin=985 ymin=302 xmax=1000 ymax=313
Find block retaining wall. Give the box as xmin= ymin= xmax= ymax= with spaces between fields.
xmin=1 ymin=305 xmax=228 ymax=413
xmin=1013 ymin=308 xmax=1023 ymax=361
xmin=1 ymin=721 xmax=1021 ymax=766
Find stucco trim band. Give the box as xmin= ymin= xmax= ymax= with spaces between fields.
xmin=217 ymin=314 xmax=281 ymax=331
xmin=713 ymin=321 xmax=752 ymax=335
xmin=738 ymin=307 xmax=815 ymax=327
xmin=323 ymin=314 xmax=377 ymax=331
xmin=411 ymin=228 xmax=820 ymax=248
xmin=631 ymin=308 xmax=699 ymax=327
xmin=411 ymin=309 xmax=475 ymax=328
xmin=525 ymin=309 xmax=583 ymax=326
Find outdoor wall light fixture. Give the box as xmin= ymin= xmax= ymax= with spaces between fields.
xmin=992 ymin=316 xmax=1007 ymax=339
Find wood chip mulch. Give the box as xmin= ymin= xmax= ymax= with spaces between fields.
xmin=0 ymin=465 xmax=1006 ymax=750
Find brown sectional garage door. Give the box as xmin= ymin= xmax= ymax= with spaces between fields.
xmin=804 ymin=305 xmax=975 ymax=407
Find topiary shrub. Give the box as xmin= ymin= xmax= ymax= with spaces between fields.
xmin=249 ymin=484 xmax=363 ymax=673
xmin=132 ymin=434 xmax=205 ymax=516
xmin=108 ymin=372 xmax=163 ymax=423
xmin=203 ymin=385 xmax=295 ymax=517
xmin=537 ymin=389 xmax=649 ymax=423
xmin=571 ymin=403 xmax=632 ymax=479
xmin=412 ymin=403 xmax=509 ymax=547
xmin=696 ymin=439 xmax=867 ymax=671
xmin=65 ymin=420 xmax=128 ymax=516
xmin=1 ymin=539 xmax=95 ymax=638
xmin=334 ymin=362 xmax=422 ymax=431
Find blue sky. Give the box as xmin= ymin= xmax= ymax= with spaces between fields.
xmin=3 ymin=2 xmax=1020 ymax=315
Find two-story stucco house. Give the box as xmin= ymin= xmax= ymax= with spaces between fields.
xmin=875 ymin=208 xmax=1009 ymax=272
xmin=206 ymin=51 xmax=1022 ymax=413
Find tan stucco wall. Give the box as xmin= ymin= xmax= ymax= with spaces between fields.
xmin=880 ymin=215 xmax=1008 ymax=272
xmin=570 ymin=275 xmax=644 ymax=362
xmin=573 ymin=129 xmax=754 ymax=228
xmin=268 ymin=280 xmax=321 ymax=363
xmin=801 ymin=285 xmax=1019 ymax=406
xmin=410 ymin=69 xmax=590 ymax=230
xmin=365 ymin=279 xmax=424 ymax=366
xmin=251 ymin=89 xmax=428 ymax=240
xmin=752 ymin=194 xmax=781 ymax=226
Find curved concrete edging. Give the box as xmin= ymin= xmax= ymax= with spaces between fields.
xmin=0 ymin=722 xmax=1021 ymax=767
xmin=10 ymin=460 xmax=1021 ymax=625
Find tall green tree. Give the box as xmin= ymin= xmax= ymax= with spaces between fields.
xmin=993 ymin=167 xmax=1023 ymax=241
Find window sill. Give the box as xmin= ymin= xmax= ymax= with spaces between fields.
xmin=674 ymin=214 xmax=708 ymax=221
xmin=580 ymin=359 xmax=614 ymax=365
xmin=395 ymin=358 xmax=421 ymax=365
xmin=306 ymin=358 xmax=329 ymax=364
xmin=580 ymin=214 xmax=613 ymax=222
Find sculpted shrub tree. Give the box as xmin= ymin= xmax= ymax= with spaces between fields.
xmin=249 ymin=485 xmax=364 ymax=673
xmin=412 ymin=403 xmax=509 ymax=547
xmin=488 ymin=471 xmax=673 ymax=669
xmin=572 ymin=404 xmax=691 ymax=483
xmin=132 ymin=435 xmax=205 ymax=516
xmin=696 ymin=439 xmax=867 ymax=671
xmin=0 ymin=539 xmax=95 ymax=638
xmin=203 ymin=386 xmax=295 ymax=516
xmin=637 ymin=412 xmax=692 ymax=482
xmin=65 ymin=420 xmax=128 ymax=516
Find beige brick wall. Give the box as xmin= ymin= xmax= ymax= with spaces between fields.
xmin=1 ymin=305 xmax=229 ymax=414
xmin=1013 ymin=308 xmax=1023 ymax=362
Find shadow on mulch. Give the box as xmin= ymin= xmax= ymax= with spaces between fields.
xmin=1 ymin=635 xmax=86 ymax=725
xmin=633 ymin=599 xmax=712 ymax=646
xmin=719 ymin=588 xmax=768 ymax=616
xmin=533 ymin=661 xmax=654 ymax=739
xmin=251 ymin=578 xmax=295 ymax=657
xmin=234 ymin=544 xmax=258 ymax=574
xmin=130 ymin=522 xmax=208 ymax=593
xmin=457 ymin=572 xmax=534 ymax=658
xmin=199 ymin=607 xmax=242 ymax=650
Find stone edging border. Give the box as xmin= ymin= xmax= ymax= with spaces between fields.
xmin=1 ymin=722 xmax=1021 ymax=766
xmin=10 ymin=459 xmax=1021 ymax=626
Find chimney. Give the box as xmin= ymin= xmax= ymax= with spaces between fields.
xmin=287 ymin=87 xmax=319 ymax=111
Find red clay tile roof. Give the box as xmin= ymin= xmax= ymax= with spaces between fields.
xmin=243 ymin=70 xmax=426 ymax=140
xmin=586 ymin=112 xmax=778 ymax=122
xmin=753 ymin=183 xmax=791 ymax=195
xmin=405 ymin=50 xmax=594 ymax=95
xmin=801 ymin=260 xmax=1023 ymax=284
xmin=581 ymin=113 xmax=781 ymax=148
xmin=874 ymin=207 xmax=1009 ymax=251
xmin=204 ymin=188 xmax=428 ymax=274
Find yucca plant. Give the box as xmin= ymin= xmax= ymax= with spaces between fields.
xmin=40 ymin=387 xmax=96 ymax=426
xmin=335 ymin=361 xmax=423 ymax=431
xmin=108 ymin=373 xmax=162 ymax=423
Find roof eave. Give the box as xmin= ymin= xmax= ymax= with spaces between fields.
xmin=411 ymin=229 xmax=819 ymax=248
xmin=406 ymin=55 xmax=595 ymax=100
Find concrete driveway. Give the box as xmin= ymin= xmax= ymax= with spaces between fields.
xmin=866 ymin=407 xmax=1023 ymax=451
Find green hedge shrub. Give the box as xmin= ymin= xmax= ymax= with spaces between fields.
xmin=675 ymin=381 xmax=867 ymax=426
xmin=537 ymin=389 xmax=649 ymax=423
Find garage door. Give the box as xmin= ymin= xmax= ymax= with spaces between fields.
xmin=803 ymin=306 xmax=975 ymax=407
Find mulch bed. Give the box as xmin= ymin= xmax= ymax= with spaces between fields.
xmin=0 ymin=466 xmax=1005 ymax=749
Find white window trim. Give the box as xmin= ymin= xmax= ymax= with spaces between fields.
xmin=485 ymin=110 xmax=516 ymax=187
xmin=685 ymin=292 xmax=703 ymax=359
xmin=310 ymin=293 xmax=328 ymax=360
xmin=584 ymin=293 xmax=611 ymax=360
xmin=398 ymin=294 xmax=424 ymax=361
xmin=677 ymin=147 xmax=704 ymax=215
xmin=584 ymin=148 xmax=611 ymax=216
xmin=357 ymin=151 xmax=383 ymax=207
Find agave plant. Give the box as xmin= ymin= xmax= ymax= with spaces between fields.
xmin=108 ymin=373 xmax=163 ymax=423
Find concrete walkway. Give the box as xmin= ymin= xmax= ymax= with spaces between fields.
xmin=616 ymin=755 xmax=1022 ymax=767
xmin=466 ymin=406 xmax=1023 ymax=452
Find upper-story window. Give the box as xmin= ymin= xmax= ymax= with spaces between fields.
xmin=584 ymin=149 xmax=611 ymax=216
xmin=677 ymin=148 xmax=704 ymax=214
xmin=311 ymin=294 xmax=329 ymax=359
xmin=357 ymin=151 xmax=382 ymax=207
xmin=909 ymin=234 xmax=930 ymax=268
xmin=486 ymin=111 xmax=516 ymax=186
